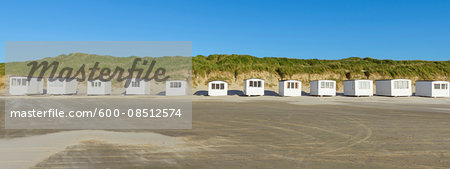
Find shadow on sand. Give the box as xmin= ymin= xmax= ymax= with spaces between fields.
xmin=193 ymin=90 xmax=318 ymax=97
xmin=193 ymin=90 xmax=208 ymax=96
xmin=264 ymin=90 xmax=279 ymax=96
xmin=228 ymin=90 xmax=244 ymax=96
xmin=193 ymin=90 xmax=246 ymax=96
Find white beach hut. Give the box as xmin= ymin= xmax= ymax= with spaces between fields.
xmin=9 ymin=76 xmax=44 ymax=95
xmin=344 ymin=80 xmax=373 ymax=97
xmin=87 ymin=79 xmax=111 ymax=95
xmin=244 ymin=78 xmax=264 ymax=96
xmin=310 ymin=80 xmax=336 ymax=96
xmin=208 ymin=81 xmax=228 ymax=96
xmin=166 ymin=80 xmax=187 ymax=96
xmin=125 ymin=78 xmax=150 ymax=95
xmin=278 ymin=80 xmax=302 ymax=96
xmin=415 ymin=81 xmax=449 ymax=98
xmin=47 ymin=78 xmax=77 ymax=95
xmin=375 ymin=79 xmax=412 ymax=97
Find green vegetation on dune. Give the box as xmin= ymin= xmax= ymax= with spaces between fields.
xmin=0 ymin=63 xmax=4 ymax=76
xmin=1 ymin=53 xmax=449 ymax=88
xmin=0 ymin=63 xmax=4 ymax=88
xmin=4 ymin=53 xmax=191 ymax=78
xmin=193 ymin=54 xmax=450 ymax=81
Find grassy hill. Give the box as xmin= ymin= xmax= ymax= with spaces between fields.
xmin=193 ymin=54 xmax=450 ymax=91
xmin=194 ymin=54 xmax=450 ymax=80
xmin=1 ymin=53 xmax=450 ymax=91
xmin=0 ymin=63 xmax=4 ymax=88
xmin=5 ymin=53 xmax=191 ymax=77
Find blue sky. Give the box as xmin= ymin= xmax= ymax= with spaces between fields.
xmin=5 ymin=42 xmax=192 ymax=62
xmin=1 ymin=0 xmax=449 ymax=61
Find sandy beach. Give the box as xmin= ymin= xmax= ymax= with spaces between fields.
xmin=0 ymin=96 xmax=449 ymax=168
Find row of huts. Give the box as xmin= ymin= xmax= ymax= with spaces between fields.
xmin=9 ymin=76 xmax=187 ymax=96
xmin=216 ymin=79 xmax=449 ymax=97
xmin=8 ymin=76 xmax=450 ymax=97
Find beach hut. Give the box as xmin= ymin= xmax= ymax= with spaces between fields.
xmin=244 ymin=78 xmax=264 ymax=96
xmin=344 ymin=80 xmax=373 ymax=97
xmin=208 ymin=81 xmax=228 ymax=96
xmin=87 ymin=79 xmax=111 ymax=95
xmin=278 ymin=80 xmax=302 ymax=96
xmin=9 ymin=76 xmax=44 ymax=95
xmin=375 ymin=79 xmax=412 ymax=97
xmin=415 ymin=81 xmax=449 ymax=98
xmin=166 ymin=80 xmax=187 ymax=96
xmin=125 ymin=78 xmax=150 ymax=95
xmin=310 ymin=80 xmax=336 ymax=96
xmin=47 ymin=78 xmax=77 ymax=95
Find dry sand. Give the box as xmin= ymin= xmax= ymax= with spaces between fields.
xmin=0 ymin=96 xmax=449 ymax=168
xmin=0 ymin=130 xmax=183 ymax=169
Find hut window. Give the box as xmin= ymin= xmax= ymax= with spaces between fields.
xmin=434 ymin=84 xmax=441 ymax=89
xmin=358 ymin=81 xmax=371 ymax=89
xmin=11 ymin=78 xmax=28 ymax=86
xmin=211 ymin=83 xmax=225 ymax=90
xmin=394 ymin=81 xmax=409 ymax=89
xmin=442 ymin=83 xmax=448 ymax=89
xmin=170 ymin=82 xmax=182 ymax=88
xmin=249 ymin=81 xmax=262 ymax=88
xmin=287 ymin=82 xmax=298 ymax=89
xmin=321 ymin=82 xmax=333 ymax=89
xmin=435 ymin=83 xmax=448 ymax=90
xmin=132 ymin=81 xmax=140 ymax=87
xmin=91 ymin=82 xmax=102 ymax=87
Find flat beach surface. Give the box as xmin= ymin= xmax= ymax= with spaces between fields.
xmin=1 ymin=96 xmax=450 ymax=168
